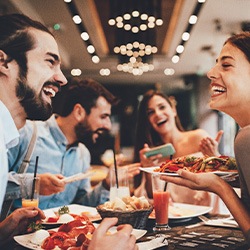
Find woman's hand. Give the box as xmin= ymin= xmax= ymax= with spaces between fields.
xmin=199 ymin=130 xmax=224 ymax=156
xmin=139 ymin=144 xmax=163 ymax=167
xmin=160 ymin=169 xmax=223 ymax=194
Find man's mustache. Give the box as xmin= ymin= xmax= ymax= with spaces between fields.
xmin=93 ymin=128 xmax=109 ymax=136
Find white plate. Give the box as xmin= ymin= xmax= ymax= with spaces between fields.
xmin=14 ymin=225 xmax=147 ymax=250
xmin=149 ymin=202 xmax=213 ymax=220
xmin=140 ymin=167 xmax=238 ymax=176
xmin=42 ymin=204 xmax=101 ymax=224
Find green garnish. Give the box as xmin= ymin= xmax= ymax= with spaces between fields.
xmin=28 ymin=221 xmax=44 ymax=231
xmin=58 ymin=205 xmax=70 ymax=215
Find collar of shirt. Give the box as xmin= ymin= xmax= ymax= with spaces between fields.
xmin=47 ymin=114 xmax=77 ymax=149
xmin=0 ymin=101 xmax=19 ymax=149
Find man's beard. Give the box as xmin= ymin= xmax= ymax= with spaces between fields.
xmin=74 ymin=120 xmax=108 ymax=147
xmin=74 ymin=120 xmax=94 ymax=146
xmin=16 ymin=75 xmax=55 ymax=121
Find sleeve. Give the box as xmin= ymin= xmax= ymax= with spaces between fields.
xmin=72 ymin=143 xmax=110 ymax=206
xmin=8 ymin=121 xmax=33 ymax=172
xmin=234 ymin=127 xmax=250 ymax=207
xmin=73 ymin=182 xmax=110 ymax=206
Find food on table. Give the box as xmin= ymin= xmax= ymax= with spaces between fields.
xmin=41 ymin=218 xmax=95 ymax=249
xmin=100 ymin=195 xmax=150 ymax=212
xmin=57 ymin=213 xmax=75 ymax=223
xmin=44 ymin=205 xmax=92 ymax=223
xmin=156 ymin=155 xmax=237 ymax=173
xmin=30 ymin=229 xmax=50 ymax=245
xmin=58 ymin=205 xmax=70 ymax=215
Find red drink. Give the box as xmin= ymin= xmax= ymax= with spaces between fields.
xmin=153 ymin=191 xmax=170 ymax=224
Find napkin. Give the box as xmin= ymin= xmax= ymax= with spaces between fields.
xmin=137 ymin=236 xmax=168 ymax=250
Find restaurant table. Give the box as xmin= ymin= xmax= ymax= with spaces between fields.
xmin=2 ymin=214 xmax=248 ymax=250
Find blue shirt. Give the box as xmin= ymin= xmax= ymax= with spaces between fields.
xmin=8 ymin=115 xmax=109 ymax=209
xmin=0 ymin=101 xmax=19 ymax=212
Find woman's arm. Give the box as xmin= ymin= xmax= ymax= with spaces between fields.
xmin=161 ymin=170 xmax=250 ymax=240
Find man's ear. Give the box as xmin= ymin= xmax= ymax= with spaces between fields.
xmin=0 ymin=50 xmax=10 ymax=72
xmin=73 ymin=103 xmax=86 ymax=121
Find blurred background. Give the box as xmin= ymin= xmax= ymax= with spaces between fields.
xmin=1 ymin=0 xmax=248 ymax=163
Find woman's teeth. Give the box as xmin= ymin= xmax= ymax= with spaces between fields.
xmin=211 ymin=86 xmax=226 ymax=94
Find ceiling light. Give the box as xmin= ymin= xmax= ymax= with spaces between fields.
xmin=182 ymin=32 xmax=190 ymax=41
xmin=92 ymin=55 xmax=100 ymax=63
xmin=71 ymin=68 xmax=81 ymax=76
xmin=64 ymin=0 xmax=71 ymax=3
xmin=124 ymin=24 xmax=131 ymax=30
xmin=141 ymin=13 xmax=148 ymax=20
xmin=87 ymin=45 xmax=95 ymax=54
xmin=123 ymin=13 xmax=131 ymax=20
xmin=156 ymin=19 xmax=163 ymax=26
xmin=148 ymin=16 xmax=155 ymax=22
xmin=80 ymin=32 xmax=89 ymax=41
xmin=132 ymin=26 xmax=139 ymax=33
xmin=189 ymin=15 xmax=197 ymax=24
xmin=140 ymin=24 xmax=147 ymax=31
xmin=132 ymin=10 xmax=139 ymax=17
xmin=117 ymin=22 xmax=124 ymax=28
xmin=172 ymin=55 xmax=180 ymax=63
xmin=176 ymin=45 xmax=184 ymax=53
xmin=72 ymin=15 xmax=81 ymax=24
xmin=116 ymin=16 xmax=123 ymax=22
xmin=108 ymin=19 xmax=116 ymax=26
xmin=164 ymin=68 xmax=175 ymax=76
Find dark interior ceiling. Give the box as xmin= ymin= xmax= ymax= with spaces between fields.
xmin=1 ymin=0 xmax=250 ymax=92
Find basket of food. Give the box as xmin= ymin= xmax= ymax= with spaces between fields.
xmin=96 ymin=196 xmax=153 ymax=229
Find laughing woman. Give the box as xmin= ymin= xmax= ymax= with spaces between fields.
xmin=161 ymin=32 xmax=250 ymax=245
xmin=133 ymin=90 xmax=216 ymax=205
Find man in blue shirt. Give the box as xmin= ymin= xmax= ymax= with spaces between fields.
xmin=9 ymin=79 xmax=140 ymax=209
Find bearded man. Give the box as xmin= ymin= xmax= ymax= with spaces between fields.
xmin=8 ymin=78 xmax=140 ymax=209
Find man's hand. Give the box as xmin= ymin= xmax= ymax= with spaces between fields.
xmin=0 ymin=207 xmax=45 ymax=245
xmin=88 ymin=218 xmax=138 ymax=250
xmin=38 ymin=173 xmax=65 ymax=195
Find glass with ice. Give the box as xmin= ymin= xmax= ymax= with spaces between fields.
xmin=109 ymin=166 xmax=130 ymax=201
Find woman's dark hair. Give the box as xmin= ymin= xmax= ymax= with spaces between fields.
xmin=0 ymin=13 xmax=53 ymax=75
xmin=53 ymin=78 xmax=118 ymax=116
xmin=133 ymin=89 xmax=184 ymax=163
xmin=225 ymin=31 xmax=250 ymax=63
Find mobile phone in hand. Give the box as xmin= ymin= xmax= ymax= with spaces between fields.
xmin=144 ymin=143 xmax=175 ymax=158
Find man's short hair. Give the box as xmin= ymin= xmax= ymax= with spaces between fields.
xmin=53 ymin=78 xmax=118 ymax=116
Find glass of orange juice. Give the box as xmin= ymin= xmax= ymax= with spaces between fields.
xmin=20 ymin=175 xmax=40 ymax=208
xmin=152 ymin=174 xmax=171 ymax=232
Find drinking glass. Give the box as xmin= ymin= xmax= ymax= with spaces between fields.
xmin=152 ymin=173 xmax=171 ymax=232
xmin=109 ymin=166 xmax=130 ymax=201
xmin=20 ymin=175 xmax=40 ymax=207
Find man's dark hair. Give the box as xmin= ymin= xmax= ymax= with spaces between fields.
xmin=0 ymin=13 xmax=53 ymax=74
xmin=53 ymin=78 xmax=118 ymax=116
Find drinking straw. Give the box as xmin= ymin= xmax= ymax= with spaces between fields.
xmin=164 ymin=155 xmax=173 ymax=191
xmin=112 ymin=148 xmax=119 ymax=188
xmin=31 ymin=156 xmax=39 ymax=200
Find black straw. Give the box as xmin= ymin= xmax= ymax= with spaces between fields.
xmin=31 ymin=156 xmax=39 ymax=200
xmin=164 ymin=155 xmax=173 ymax=191
xmin=112 ymin=148 xmax=119 ymax=189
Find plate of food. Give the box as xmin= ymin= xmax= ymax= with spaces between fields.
xmin=140 ymin=155 xmax=238 ymax=176
xmin=42 ymin=204 xmax=101 ymax=224
xmin=14 ymin=221 xmax=147 ymax=250
xmin=149 ymin=202 xmax=213 ymax=220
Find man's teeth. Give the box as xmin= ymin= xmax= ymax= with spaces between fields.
xmin=43 ymin=87 xmax=56 ymax=97
xmin=211 ymin=86 xmax=226 ymax=94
